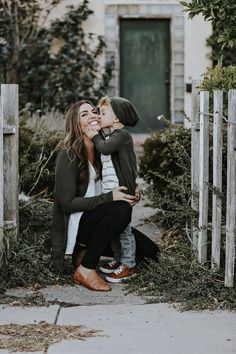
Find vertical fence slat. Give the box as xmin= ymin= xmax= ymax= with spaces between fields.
xmin=0 ymin=96 xmax=3 ymax=257
xmin=225 ymin=89 xmax=236 ymax=287
xmin=191 ymin=80 xmax=201 ymax=250
xmin=1 ymin=84 xmax=19 ymax=234
xmin=198 ymin=91 xmax=209 ymax=264
xmin=211 ymin=91 xmax=223 ymax=269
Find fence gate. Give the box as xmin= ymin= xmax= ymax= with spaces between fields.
xmin=191 ymin=82 xmax=236 ymax=287
xmin=0 ymin=84 xmax=19 ymax=260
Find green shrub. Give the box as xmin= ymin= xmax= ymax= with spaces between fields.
xmin=207 ymin=26 xmax=236 ymax=66
xmin=0 ymin=0 xmax=113 ymax=112
xmin=139 ymin=124 xmax=192 ymax=229
xmin=200 ymin=64 xmax=236 ymax=93
xmin=139 ymin=64 xmax=235 ymax=230
xmin=181 ymin=0 xmax=236 ymax=49
xmin=200 ymin=64 xmax=236 ymax=116
xmin=19 ymin=108 xmax=61 ymax=197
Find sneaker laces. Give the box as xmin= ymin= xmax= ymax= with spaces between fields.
xmin=108 ymin=260 xmax=117 ymax=267
xmin=113 ymin=264 xmax=125 ymax=275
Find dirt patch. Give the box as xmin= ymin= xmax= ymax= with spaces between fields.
xmin=0 ymin=291 xmax=49 ymax=307
xmin=0 ymin=321 xmax=98 ymax=352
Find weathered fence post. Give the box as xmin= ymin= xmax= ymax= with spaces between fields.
xmin=211 ymin=90 xmax=223 ymax=269
xmin=198 ymin=91 xmax=209 ymax=264
xmin=0 ymin=96 xmax=3 ymax=259
xmin=191 ymin=80 xmax=201 ymax=250
xmin=225 ymin=89 xmax=236 ymax=287
xmin=1 ymin=84 xmax=19 ymax=247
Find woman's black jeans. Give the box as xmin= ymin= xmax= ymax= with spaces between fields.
xmin=74 ymin=201 xmax=132 ymax=269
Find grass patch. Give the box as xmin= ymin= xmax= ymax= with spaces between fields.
xmin=126 ymin=229 xmax=236 ymax=311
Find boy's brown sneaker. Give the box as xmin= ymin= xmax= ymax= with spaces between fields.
xmin=99 ymin=260 xmax=120 ymax=274
xmin=105 ymin=264 xmax=137 ymax=283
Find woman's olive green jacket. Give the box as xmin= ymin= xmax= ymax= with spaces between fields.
xmin=51 ymin=149 xmax=113 ymax=272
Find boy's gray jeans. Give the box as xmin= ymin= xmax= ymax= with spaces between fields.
xmin=111 ymin=223 xmax=136 ymax=268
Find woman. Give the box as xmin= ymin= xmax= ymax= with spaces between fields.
xmin=51 ymin=100 xmax=136 ymax=292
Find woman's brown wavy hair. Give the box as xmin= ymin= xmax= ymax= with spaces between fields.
xmin=58 ymin=100 xmax=102 ymax=185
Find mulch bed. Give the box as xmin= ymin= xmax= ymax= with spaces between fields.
xmin=0 ymin=321 xmax=98 ymax=352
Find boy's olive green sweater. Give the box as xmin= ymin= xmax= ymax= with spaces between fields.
xmin=92 ymin=127 xmax=137 ymax=195
xmin=51 ymin=149 xmax=113 ymax=272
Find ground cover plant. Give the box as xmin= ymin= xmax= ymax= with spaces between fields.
xmin=0 ymin=198 xmax=73 ymax=295
xmin=0 ymin=195 xmax=235 ymax=312
xmin=126 ymin=229 xmax=236 ymax=311
xmin=0 ymin=110 xmax=69 ymax=295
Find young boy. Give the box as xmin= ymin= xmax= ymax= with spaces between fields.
xmin=84 ymin=96 xmax=140 ymax=283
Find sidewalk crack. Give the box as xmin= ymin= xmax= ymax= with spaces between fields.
xmin=54 ymin=305 xmax=61 ymax=324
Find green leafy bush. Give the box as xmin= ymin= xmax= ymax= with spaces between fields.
xmin=181 ymin=0 xmax=236 ymax=49
xmin=136 ymin=64 xmax=236 ymax=299
xmin=207 ymin=26 xmax=236 ymax=66
xmin=139 ymin=124 xmax=192 ymax=229
xmin=181 ymin=0 xmax=236 ymax=69
xmin=140 ymin=64 xmax=235 ymax=230
xmin=19 ymin=108 xmax=61 ymax=196
xmin=0 ymin=0 xmax=113 ymax=112
xmin=200 ymin=64 xmax=236 ymax=127
xmin=200 ymin=64 xmax=236 ymax=93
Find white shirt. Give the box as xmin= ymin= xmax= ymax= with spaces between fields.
xmin=101 ymin=137 xmax=119 ymax=193
xmin=65 ymin=162 xmax=101 ymax=255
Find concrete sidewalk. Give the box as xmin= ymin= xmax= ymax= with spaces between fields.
xmin=0 ymin=302 xmax=235 ymax=354
xmin=0 ymin=183 xmax=236 ymax=354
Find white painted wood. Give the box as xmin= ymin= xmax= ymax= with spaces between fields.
xmin=211 ymin=91 xmax=223 ymax=269
xmin=3 ymin=126 xmax=16 ymax=134
xmin=225 ymin=89 xmax=236 ymax=287
xmin=198 ymin=91 xmax=209 ymax=263
xmin=1 ymin=84 xmax=19 ymax=237
xmin=191 ymin=80 xmax=201 ymax=250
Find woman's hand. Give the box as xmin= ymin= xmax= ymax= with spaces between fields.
xmin=133 ymin=187 xmax=141 ymax=205
xmin=112 ymin=186 xmax=136 ymax=206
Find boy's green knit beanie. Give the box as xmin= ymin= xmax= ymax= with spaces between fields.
xmin=110 ymin=97 xmax=140 ymax=127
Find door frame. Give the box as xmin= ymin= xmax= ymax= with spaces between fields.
xmin=105 ymin=3 xmax=185 ymax=125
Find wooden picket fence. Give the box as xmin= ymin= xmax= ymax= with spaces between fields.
xmin=191 ymin=81 xmax=236 ymax=287
xmin=0 ymin=84 xmax=19 ymax=260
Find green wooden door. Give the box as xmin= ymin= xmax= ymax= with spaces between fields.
xmin=120 ymin=19 xmax=170 ymax=133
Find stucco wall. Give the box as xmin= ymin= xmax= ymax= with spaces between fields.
xmin=47 ymin=0 xmax=212 ymax=127
xmin=184 ymin=13 xmax=212 ymax=126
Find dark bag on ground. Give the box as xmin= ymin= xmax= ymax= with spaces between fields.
xmin=103 ymin=227 xmax=159 ymax=262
